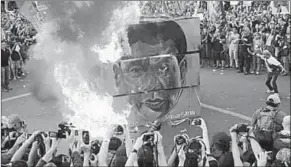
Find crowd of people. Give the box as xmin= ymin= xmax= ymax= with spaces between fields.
xmin=199 ymin=2 xmax=290 ymax=75
xmin=1 ymin=93 xmax=290 ymax=167
xmin=1 ymin=5 xmax=37 ymax=92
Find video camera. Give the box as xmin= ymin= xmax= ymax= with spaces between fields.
xmin=142 ymin=121 xmax=161 ymax=144
xmin=174 ymin=134 xmax=188 ymax=145
xmin=91 ymin=140 xmax=101 ymax=154
xmin=55 ymin=122 xmax=74 ymax=139
xmin=231 ymin=123 xmax=250 ymax=133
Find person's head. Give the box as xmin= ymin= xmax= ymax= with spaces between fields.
xmin=110 ymin=145 xmax=127 ymax=167
xmin=232 ymin=27 xmax=238 ymax=33
xmin=266 ymin=93 xmax=281 ymax=108
xmin=107 ymin=137 xmax=123 ymax=165
xmin=7 ymin=114 xmax=25 ymax=132
xmin=50 ymin=154 xmax=70 ymax=167
xmin=11 ymin=160 xmax=28 ymax=167
xmin=243 ymin=26 xmax=251 ymax=36
xmin=183 ymin=137 xmax=207 ymax=167
xmin=282 ymin=115 xmax=290 ymax=131
xmin=262 ymin=50 xmax=273 ymax=59
xmin=113 ymin=21 xmax=187 ymax=118
xmin=211 ymin=132 xmax=231 ymax=158
xmin=137 ymin=144 xmax=155 ymax=167
xmin=202 ymin=27 xmax=207 ymax=34
xmin=254 ymin=32 xmax=262 ymax=40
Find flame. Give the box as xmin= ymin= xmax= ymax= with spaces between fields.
xmin=91 ymin=2 xmax=141 ymax=63
xmin=31 ymin=2 xmax=141 ymax=138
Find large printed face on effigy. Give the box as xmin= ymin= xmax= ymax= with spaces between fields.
xmin=113 ymin=21 xmax=187 ymax=119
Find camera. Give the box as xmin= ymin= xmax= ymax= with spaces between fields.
xmin=232 ymin=124 xmax=250 ymax=133
xmin=142 ymin=132 xmax=155 ymax=142
xmin=175 ymin=134 xmax=187 ymax=145
xmin=114 ymin=125 xmax=124 ymax=135
xmin=57 ymin=122 xmax=74 ymax=139
xmin=192 ymin=118 xmax=201 ymax=126
xmin=91 ymin=140 xmax=101 ymax=154
xmin=35 ymin=132 xmax=47 ymax=143
xmin=82 ymin=131 xmax=90 ymax=145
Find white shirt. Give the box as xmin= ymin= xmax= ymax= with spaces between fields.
xmin=266 ymin=34 xmax=273 ymax=46
xmin=229 ymin=32 xmax=240 ymax=47
xmin=258 ymin=54 xmax=282 ymax=72
xmin=15 ymin=44 xmax=20 ymax=52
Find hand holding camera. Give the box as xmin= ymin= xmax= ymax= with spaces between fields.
xmin=174 ymin=134 xmax=189 ymax=146
xmin=230 ymin=123 xmax=251 ymax=134
xmin=56 ymin=122 xmax=74 ymax=139
xmin=191 ymin=118 xmax=207 ymax=130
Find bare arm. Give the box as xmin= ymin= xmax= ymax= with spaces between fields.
xmin=229 ymin=125 xmax=244 ymax=167
xmin=27 ymin=141 xmax=39 ymax=167
xmin=167 ymin=148 xmax=178 ymax=167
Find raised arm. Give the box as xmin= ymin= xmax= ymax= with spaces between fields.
xmin=229 ymin=124 xmax=244 ymax=167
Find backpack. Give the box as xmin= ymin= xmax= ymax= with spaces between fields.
xmin=254 ymin=108 xmax=280 ymax=151
xmin=254 ymin=107 xmax=280 ymax=131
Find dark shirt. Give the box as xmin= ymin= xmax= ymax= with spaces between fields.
xmin=241 ymin=35 xmax=253 ymax=50
xmin=212 ymin=37 xmax=223 ymax=51
xmin=1 ymin=49 xmax=10 ymax=67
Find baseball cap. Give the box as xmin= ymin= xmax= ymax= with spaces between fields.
xmin=7 ymin=114 xmax=23 ymax=129
xmin=267 ymin=94 xmax=281 ymax=104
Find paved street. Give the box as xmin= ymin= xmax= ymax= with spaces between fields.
xmin=2 ymin=66 xmax=290 ymax=155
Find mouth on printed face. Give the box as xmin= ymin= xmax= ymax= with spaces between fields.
xmin=143 ymin=98 xmax=166 ymax=112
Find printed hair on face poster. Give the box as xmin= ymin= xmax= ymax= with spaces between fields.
xmin=112 ymin=18 xmax=201 ymax=128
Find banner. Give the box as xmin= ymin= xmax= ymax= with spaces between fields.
xmin=17 ymin=1 xmax=48 ymax=31
xmin=109 ymin=18 xmax=201 ymax=129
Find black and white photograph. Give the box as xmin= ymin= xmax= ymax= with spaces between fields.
xmin=1 ymin=1 xmax=290 ymax=167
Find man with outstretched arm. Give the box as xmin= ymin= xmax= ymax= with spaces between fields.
xmin=250 ymin=49 xmax=286 ymax=95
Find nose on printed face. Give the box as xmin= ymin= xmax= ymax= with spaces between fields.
xmin=139 ymin=73 xmax=163 ymax=92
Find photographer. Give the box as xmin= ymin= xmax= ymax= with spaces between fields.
xmin=229 ymin=124 xmax=269 ymax=167
xmin=10 ymin=131 xmax=42 ymax=162
xmin=168 ymin=134 xmax=189 ymax=167
xmin=251 ymin=94 xmax=287 ymax=151
xmin=7 ymin=114 xmax=26 ymax=133
xmin=1 ymin=133 xmax=26 ymax=164
xmin=35 ymin=137 xmax=61 ymax=167
xmin=125 ymin=131 xmax=167 ymax=167
xmin=273 ymin=115 xmax=291 ymax=153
